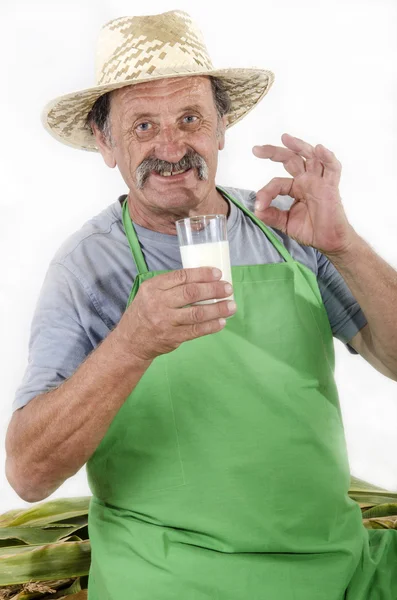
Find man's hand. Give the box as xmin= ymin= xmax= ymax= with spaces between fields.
xmin=115 ymin=267 xmax=236 ymax=361
xmin=253 ymin=133 xmax=358 ymax=256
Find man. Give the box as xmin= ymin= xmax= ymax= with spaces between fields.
xmin=6 ymin=9 xmax=397 ymax=600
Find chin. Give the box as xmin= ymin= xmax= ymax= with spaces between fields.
xmin=144 ymin=182 xmax=207 ymax=212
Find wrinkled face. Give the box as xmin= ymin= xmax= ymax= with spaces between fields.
xmin=95 ymin=76 xmax=227 ymax=215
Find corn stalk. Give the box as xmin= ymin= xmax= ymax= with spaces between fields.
xmin=0 ymin=477 xmax=396 ymax=598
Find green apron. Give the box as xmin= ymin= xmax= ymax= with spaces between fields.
xmin=86 ymin=187 xmax=397 ymax=599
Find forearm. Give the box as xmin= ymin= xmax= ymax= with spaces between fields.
xmin=6 ymin=328 xmax=152 ymax=502
xmin=324 ymin=230 xmax=397 ymax=372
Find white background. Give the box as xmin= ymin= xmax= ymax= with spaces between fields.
xmin=1 ymin=0 xmax=396 ymax=514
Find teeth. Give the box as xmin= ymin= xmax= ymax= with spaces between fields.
xmin=158 ymin=168 xmax=189 ymax=177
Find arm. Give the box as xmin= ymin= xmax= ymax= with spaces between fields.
xmin=6 ymin=328 xmax=151 ymax=503
xmin=6 ymin=267 xmax=234 ymax=502
xmin=325 ymin=233 xmax=397 ymax=379
xmin=252 ymin=134 xmax=397 ymax=379
xmin=348 ymin=323 xmax=397 ymax=381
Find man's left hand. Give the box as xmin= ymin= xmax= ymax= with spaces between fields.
xmin=253 ymin=133 xmax=357 ymax=255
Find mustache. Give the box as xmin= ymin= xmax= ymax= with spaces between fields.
xmin=135 ymin=149 xmax=209 ymax=189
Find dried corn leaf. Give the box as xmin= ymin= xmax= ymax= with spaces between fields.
xmin=0 ymin=580 xmax=71 ymax=600
xmin=363 ymin=516 xmax=397 ymax=529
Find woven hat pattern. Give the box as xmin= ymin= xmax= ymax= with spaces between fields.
xmin=97 ymin=13 xmax=214 ymax=85
xmin=42 ymin=10 xmax=275 ymax=151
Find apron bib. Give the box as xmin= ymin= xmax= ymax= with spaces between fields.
xmin=86 ymin=187 xmax=396 ymax=599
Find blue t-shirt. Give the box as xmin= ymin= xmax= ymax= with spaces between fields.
xmin=13 ymin=186 xmax=367 ymax=412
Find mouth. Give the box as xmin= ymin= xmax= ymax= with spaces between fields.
xmin=152 ymin=167 xmax=193 ymax=181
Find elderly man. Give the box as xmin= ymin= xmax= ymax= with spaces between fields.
xmin=6 ymin=9 xmax=397 ymax=600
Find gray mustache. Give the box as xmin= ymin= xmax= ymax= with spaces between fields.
xmin=135 ymin=149 xmax=209 ymax=189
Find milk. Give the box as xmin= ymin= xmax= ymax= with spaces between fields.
xmin=180 ymin=241 xmax=233 ymax=303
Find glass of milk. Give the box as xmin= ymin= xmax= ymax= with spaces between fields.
xmin=176 ymin=214 xmax=233 ymax=305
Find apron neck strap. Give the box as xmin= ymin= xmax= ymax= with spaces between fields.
xmin=216 ymin=186 xmax=293 ymax=264
xmin=122 ymin=187 xmax=294 ymax=275
xmin=122 ymin=198 xmax=149 ymax=274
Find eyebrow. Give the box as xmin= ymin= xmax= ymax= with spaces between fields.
xmin=132 ymin=104 xmax=205 ymax=121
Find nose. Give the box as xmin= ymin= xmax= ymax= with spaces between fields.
xmin=152 ymin=125 xmax=187 ymax=164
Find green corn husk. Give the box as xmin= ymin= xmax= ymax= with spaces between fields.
xmin=348 ymin=476 xmax=397 ymax=507
xmin=0 ymin=541 xmax=91 ymax=586
xmin=0 ymin=478 xmax=396 ymax=596
xmin=0 ymin=499 xmax=90 ymax=529
xmin=348 ymin=476 xmax=397 ymax=530
xmin=0 ymin=525 xmax=85 ymax=547
xmin=0 ymin=511 xmax=26 ymax=528
xmin=362 ymin=503 xmax=397 ymax=519
xmin=0 ymin=498 xmax=91 ymax=594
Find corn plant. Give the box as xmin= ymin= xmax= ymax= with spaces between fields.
xmin=0 ymin=477 xmax=396 ymax=598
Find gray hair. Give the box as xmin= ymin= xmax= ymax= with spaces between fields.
xmin=85 ymin=76 xmax=231 ymax=144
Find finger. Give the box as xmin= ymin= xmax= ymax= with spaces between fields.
xmin=307 ymin=158 xmax=324 ymax=177
xmin=168 ymin=280 xmax=234 ymax=308
xmin=253 ymin=144 xmax=305 ymax=178
xmin=254 ymin=177 xmax=294 ymax=212
xmin=281 ymin=133 xmax=325 ymax=176
xmin=173 ymin=299 xmax=237 ymax=325
xmin=182 ymin=317 xmax=227 ymax=341
xmin=156 ymin=266 xmax=222 ymax=291
xmin=314 ymin=144 xmax=342 ymax=186
xmin=281 ymin=133 xmax=316 ymax=161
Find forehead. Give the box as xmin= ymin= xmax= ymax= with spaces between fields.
xmin=111 ymin=76 xmax=214 ymax=114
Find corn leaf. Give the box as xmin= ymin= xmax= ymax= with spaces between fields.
xmin=0 ymin=546 xmax=45 ymax=557
xmin=0 ymin=540 xmax=26 ymax=548
xmin=363 ymin=518 xmax=388 ymax=530
xmin=362 ymin=503 xmax=397 ymax=519
xmin=0 ymin=510 xmax=26 ymax=527
xmin=349 ymin=476 xmax=391 ymax=491
xmin=52 ymin=577 xmax=82 ymax=597
xmin=348 ymin=476 xmax=397 ymax=505
xmin=349 ymin=491 xmax=397 ymax=505
xmin=47 ymin=516 xmax=88 ymax=529
xmin=3 ymin=579 xmax=73 ymax=600
xmin=358 ymin=503 xmax=377 ymax=510
xmin=3 ymin=500 xmax=90 ymax=528
xmin=0 ymin=541 xmax=91 ymax=586
xmin=0 ymin=526 xmax=82 ymax=546
xmin=363 ymin=517 xmax=397 ymax=529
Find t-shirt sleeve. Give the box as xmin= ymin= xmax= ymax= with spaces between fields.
xmin=315 ymin=250 xmax=368 ymax=354
xmin=13 ymin=262 xmax=110 ymax=412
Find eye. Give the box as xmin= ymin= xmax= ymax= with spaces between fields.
xmin=183 ymin=115 xmax=199 ymax=124
xmin=136 ymin=122 xmax=152 ymax=132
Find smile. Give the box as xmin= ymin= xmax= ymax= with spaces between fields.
xmin=152 ymin=168 xmax=193 ymax=180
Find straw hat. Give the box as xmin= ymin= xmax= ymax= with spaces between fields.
xmin=42 ymin=10 xmax=275 ymax=152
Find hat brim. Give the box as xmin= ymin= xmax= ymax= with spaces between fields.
xmin=41 ymin=68 xmax=275 ymax=152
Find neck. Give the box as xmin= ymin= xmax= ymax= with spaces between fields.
xmin=126 ymin=187 xmax=229 ymax=235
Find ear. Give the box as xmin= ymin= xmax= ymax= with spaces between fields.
xmin=91 ymin=123 xmax=116 ymax=168
xmin=217 ymin=115 xmax=228 ymax=151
